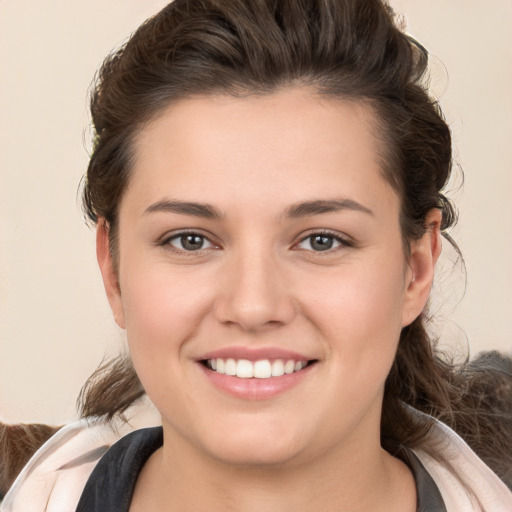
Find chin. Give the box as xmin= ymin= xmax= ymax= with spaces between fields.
xmin=208 ymin=436 xmax=305 ymax=468
xmin=190 ymin=415 xmax=312 ymax=468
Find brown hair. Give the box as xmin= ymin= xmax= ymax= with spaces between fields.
xmin=4 ymin=0 xmax=511 ymax=496
xmin=0 ymin=422 xmax=61 ymax=498
xmin=80 ymin=0 xmax=512 ymax=480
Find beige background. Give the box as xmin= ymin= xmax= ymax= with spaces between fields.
xmin=1 ymin=1 xmax=511 ymax=425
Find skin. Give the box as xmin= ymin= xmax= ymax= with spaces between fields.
xmin=97 ymin=88 xmax=441 ymax=511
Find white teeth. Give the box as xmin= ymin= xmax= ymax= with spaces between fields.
xmin=271 ymin=359 xmax=285 ymax=377
xmin=225 ymin=358 xmax=237 ymax=376
xmin=284 ymin=360 xmax=295 ymax=374
xmin=207 ymin=358 xmax=309 ymax=379
xmin=236 ymin=359 xmax=254 ymax=378
xmin=254 ymin=360 xmax=272 ymax=379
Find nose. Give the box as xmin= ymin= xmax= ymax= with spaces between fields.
xmin=213 ymin=246 xmax=297 ymax=332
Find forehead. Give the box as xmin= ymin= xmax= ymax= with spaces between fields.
xmin=124 ymin=88 xmax=397 ymax=218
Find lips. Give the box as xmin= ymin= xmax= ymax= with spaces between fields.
xmin=197 ymin=347 xmax=317 ymax=399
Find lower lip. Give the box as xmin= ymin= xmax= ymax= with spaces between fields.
xmin=198 ymin=363 xmax=315 ymax=400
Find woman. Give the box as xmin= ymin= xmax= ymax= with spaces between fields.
xmin=2 ymin=0 xmax=512 ymax=510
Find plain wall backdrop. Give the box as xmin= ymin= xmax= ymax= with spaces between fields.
xmin=1 ymin=0 xmax=511 ymax=425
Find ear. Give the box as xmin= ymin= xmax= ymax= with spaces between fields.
xmin=401 ymin=209 xmax=442 ymax=327
xmin=96 ymin=220 xmax=126 ymax=329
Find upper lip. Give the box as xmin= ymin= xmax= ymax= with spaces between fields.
xmin=198 ymin=346 xmax=315 ymax=362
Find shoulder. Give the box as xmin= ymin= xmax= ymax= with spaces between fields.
xmin=412 ymin=414 xmax=512 ymax=512
xmin=75 ymin=427 xmax=163 ymax=512
xmin=0 ymin=419 xmax=134 ymax=512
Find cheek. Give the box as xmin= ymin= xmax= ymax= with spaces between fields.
xmin=300 ymin=255 xmax=407 ymax=374
xmin=118 ymin=263 xmax=216 ymax=419
xmin=119 ymin=263 xmax=214 ymax=360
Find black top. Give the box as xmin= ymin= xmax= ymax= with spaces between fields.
xmin=75 ymin=427 xmax=446 ymax=512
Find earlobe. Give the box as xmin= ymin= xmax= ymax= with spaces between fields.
xmin=96 ymin=220 xmax=126 ymax=329
xmin=401 ymin=209 xmax=442 ymax=327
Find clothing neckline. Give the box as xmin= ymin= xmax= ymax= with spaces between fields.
xmin=76 ymin=426 xmax=446 ymax=512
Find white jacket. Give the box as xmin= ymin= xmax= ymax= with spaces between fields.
xmin=2 ymin=407 xmax=511 ymax=511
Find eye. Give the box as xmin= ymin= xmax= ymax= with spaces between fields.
xmin=295 ymin=232 xmax=349 ymax=252
xmin=165 ymin=232 xmax=215 ymax=251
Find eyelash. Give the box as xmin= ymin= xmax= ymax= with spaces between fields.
xmin=159 ymin=230 xmax=352 ymax=254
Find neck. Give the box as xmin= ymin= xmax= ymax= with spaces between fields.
xmin=130 ymin=425 xmax=416 ymax=512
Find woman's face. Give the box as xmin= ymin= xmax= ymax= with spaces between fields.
xmin=99 ymin=88 xmax=436 ymax=467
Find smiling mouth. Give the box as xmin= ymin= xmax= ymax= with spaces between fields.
xmin=202 ymin=358 xmax=317 ymax=379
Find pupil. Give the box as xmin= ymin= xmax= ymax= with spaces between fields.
xmin=311 ymin=235 xmax=333 ymax=251
xmin=182 ymin=234 xmax=203 ymax=250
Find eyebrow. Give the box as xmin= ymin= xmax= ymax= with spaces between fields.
xmin=143 ymin=198 xmax=373 ymax=220
xmin=144 ymin=200 xmax=222 ymax=220
xmin=284 ymin=199 xmax=374 ymax=218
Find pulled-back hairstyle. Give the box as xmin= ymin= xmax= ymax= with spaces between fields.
xmin=7 ymin=0 xmax=509 ymax=494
